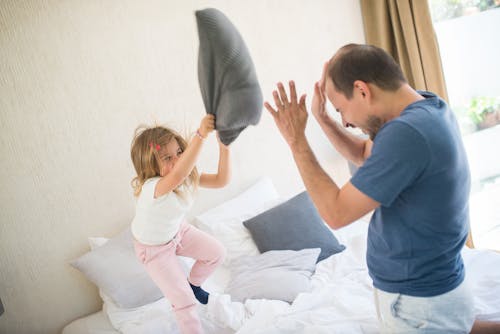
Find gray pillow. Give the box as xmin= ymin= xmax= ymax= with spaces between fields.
xmin=196 ymin=8 xmax=263 ymax=145
xmin=225 ymin=248 xmax=320 ymax=303
xmin=70 ymin=228 xmax=163 ymax=308
xmin=243 ymin=191 xmax=345 ymax=262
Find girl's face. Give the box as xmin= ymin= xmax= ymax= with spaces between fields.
xmin=158 ymin=139 xmax=183 ymax=176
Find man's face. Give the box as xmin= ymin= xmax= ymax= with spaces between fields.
xmin=325 ymin=79 xmax=383 ymax=140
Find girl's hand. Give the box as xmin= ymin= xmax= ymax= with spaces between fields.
xmin=199 ymin=114 xmax=215 ymax=138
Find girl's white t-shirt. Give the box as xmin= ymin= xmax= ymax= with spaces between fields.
xmin=131 ymin=177 xmax=193 ymax=245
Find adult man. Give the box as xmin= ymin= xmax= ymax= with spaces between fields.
xmin=264 ymin=43 xmax=474 ymax=333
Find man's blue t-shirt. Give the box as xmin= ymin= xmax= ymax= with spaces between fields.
xmin=351 ymin=91 xmax=470 ymax=297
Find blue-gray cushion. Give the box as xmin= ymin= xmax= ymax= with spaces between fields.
xmin=243 ymin=191 xmax=345 ymax=262
xmin=195 ymin=8 xmax=263 ymax=145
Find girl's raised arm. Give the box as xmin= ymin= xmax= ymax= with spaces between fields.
xmin=199 ymin=134 xmax=231 ymax=189
xmin=155 ymin=115 xmax=215 ymax=197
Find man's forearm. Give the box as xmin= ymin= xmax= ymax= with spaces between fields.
xmin=290 ymin=137 xmax=341 ymax=224
xmin=315 ymin=114 xmax=367 ymax=165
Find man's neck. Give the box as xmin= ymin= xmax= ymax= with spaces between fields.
xmin=378 ymin=84 xmax=424 ymax=122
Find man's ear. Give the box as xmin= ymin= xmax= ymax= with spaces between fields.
xmin=353 ymin=80 xmax=369 ymax=99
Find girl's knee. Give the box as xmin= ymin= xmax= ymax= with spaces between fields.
xmin=214 ymin=239 xmax=226 ymax=264
xmin=204 ymin=239 xmax=226 ymax=267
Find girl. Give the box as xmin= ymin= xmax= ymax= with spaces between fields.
xmin=130 ymin=114 xmax=229 ymax=334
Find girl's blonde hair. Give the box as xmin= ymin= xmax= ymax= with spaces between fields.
xmin=130 ymin=125 xmax=199 ymax=197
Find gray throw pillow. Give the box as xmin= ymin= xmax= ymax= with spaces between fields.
xmin=225 ymin=248 xmax=320 ymax=303
xmin=70 ymin=228 xmax=163 ymax=308
xmin=243 ymin=191 xmax=345 ymax=262
xmin=196 ymin=8 xmax=263 ymax=145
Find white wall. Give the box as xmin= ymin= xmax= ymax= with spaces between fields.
xmin=0 ymin=1 xmax=364 ymax=333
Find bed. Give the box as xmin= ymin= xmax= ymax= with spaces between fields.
xmin=63 ymin=177 xmax=500 ymax=334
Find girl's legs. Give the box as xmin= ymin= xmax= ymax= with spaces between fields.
xmin=175 ymin=222 xmax=226 ymax=288
xmin=134 ymin=240 xmax=203 ymax=334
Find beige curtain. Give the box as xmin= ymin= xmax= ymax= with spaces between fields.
xmin=360 ymin=0 xmax=448 ymax=102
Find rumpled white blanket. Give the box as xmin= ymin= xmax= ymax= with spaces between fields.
xmin=111 ymin=225 xmax=500 ymax=334
xmin=206 ymin=231 xmax=378 ymax=334
xmin=207 ymin=228 xmax=500 ymax=334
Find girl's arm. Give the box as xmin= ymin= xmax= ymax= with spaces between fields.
xmin=199 ymin=134 xmax=231 ymax=188
xmin=155 ymin=115 xmax=214 ymax=197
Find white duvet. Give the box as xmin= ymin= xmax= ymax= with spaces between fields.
xmin=106 ymin=222 xmax=500 ymax=334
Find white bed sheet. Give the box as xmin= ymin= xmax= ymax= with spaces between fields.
xmin=64 ymin=220 xmax=500 ymax=334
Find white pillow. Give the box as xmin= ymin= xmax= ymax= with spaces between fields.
xmin=86 ymin=237 xmax=186 ymax=333
xmin=225 ymin=248 xmax=321 ymax=303
xmin=195 ymin=177 xmax=280 ymax=226
xmin=193 ymin=177 xmax=282 ymax=265
xmin=88 ymin=237 xmax=109 ymax=249
xmin=71 ymin=228 xmax=165 ymax=308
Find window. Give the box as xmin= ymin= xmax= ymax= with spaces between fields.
xmin=429 ymin=0 xmax=500 ymax=250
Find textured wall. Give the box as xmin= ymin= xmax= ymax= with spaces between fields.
xmin=0 ymin=1 xmax=364 ymax=333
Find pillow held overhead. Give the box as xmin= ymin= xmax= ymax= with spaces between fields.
xmin=196 ymin=8 xmax=263 ymax=145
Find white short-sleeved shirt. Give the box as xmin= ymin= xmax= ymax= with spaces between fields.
xmin=131 ymin=177 xmax=193 ymax=245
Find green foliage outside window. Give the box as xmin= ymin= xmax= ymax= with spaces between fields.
xmin=468 ymin=96 xmax=500 ymax=130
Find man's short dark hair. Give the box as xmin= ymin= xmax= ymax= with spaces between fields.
xmin=328 ymin=44 xmax=407 ymax=99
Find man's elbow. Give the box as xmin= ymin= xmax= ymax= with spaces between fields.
xmin=322 ymin=212 xmax=349 ymax=230
xmin=324 ymin=218 xmax=343 ymax=230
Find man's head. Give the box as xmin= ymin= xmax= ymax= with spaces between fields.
xmin=328 ymin=44 xmax=406 ymax=99
xmin=324 ymin=44 xmax=407 ymax=140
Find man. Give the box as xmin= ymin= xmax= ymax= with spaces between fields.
xmin=264 ymin=43 xmax=474 ymax=333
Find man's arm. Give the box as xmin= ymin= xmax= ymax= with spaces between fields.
xmin=314 ymin=112 xmax=372 ymax=166
xmin=265 ymin=81 xmax=379 ymax=229
xmin=311 ymin=62 xmax=372 ymax=165
xmin=290 ymin=137 xmax=378 ymax=229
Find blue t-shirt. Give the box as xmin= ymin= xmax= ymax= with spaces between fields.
xmin=351 ymin=91 xmax=470 ymax=297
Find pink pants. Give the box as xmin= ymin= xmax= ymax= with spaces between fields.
xmin=133 ymin=222 xmax=226 ymax=334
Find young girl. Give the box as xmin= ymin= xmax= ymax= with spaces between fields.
xmin=130 ymin=114 xmax=229 ymax=334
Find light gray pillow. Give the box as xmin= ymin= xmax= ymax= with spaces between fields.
xmin=70 ymin=228 xmax=163 ymax=308
xmin=243 ymin=191 xmax=346 ymax=262
xmin=225 ymin=248 xmax=320 ymax=303
xmin=196 ymin=8 xmax=263 ymax=146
